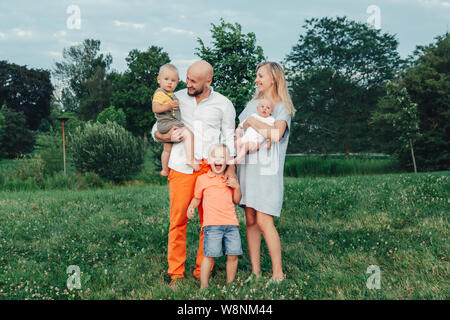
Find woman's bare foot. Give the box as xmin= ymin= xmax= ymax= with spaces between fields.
xmin=160 ymin=169 xmax=169 ymax=176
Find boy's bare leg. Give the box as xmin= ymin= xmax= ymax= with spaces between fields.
xmin=200 ymin=257 xmax=214 ymax=289
xmin=226 ymin=255 xmax=238 ymax=284
xmin=181 ymin=127 xmax=200 ymax=171
xmin=161 ymin=143 xmax=172 ymax=176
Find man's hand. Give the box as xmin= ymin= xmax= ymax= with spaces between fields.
xmin=155 ymin=127 xmax=184 ymax=143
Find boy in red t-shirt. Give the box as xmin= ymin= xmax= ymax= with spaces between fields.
xmin=187 ymin=143 xmax=242 ymax=289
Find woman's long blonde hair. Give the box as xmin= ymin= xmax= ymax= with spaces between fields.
xmin=253 ymin=62 xmax=296 ymax=116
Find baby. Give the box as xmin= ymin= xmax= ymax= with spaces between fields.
xmin=187 ymin=143 xmax=242 ymax=289
xmin=234 ymin=98 xmax=275 ymax=164
xmin=152 ymin=64 xmax=200 ymax=176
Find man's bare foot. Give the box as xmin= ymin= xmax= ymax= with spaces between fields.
xmin=160 ymin=169 xmax=169 ymax=176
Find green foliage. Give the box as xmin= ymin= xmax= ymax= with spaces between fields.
xmin=0 ymin=105 xmax=35 ymax=158
xmin=0 ymin=110 xmax=5 ymax=158
xmin=0 ymin=60 xmax=53 ymax=130
xmin=53 ymin=39 xmax=112 ymax=113
xmin=97 ymin=106 xmax=126 ymax=127
xmin=13 ymin=154 xmax=45 ymax=184
xmin=77 ymin=66 xmax=112 ymax=121
xmin=284 ymin=16 xmax=403 ymax=155
xmin=402 ymin=34 xmax=450 ymax=171
xmin=284 ymin=156 xmax=401 ymax=177
xmin=371 ymin=81 xmax=420 ymax=171
xmin=196 ymin=18 xmax=265 ymax=116
xmin=34 ymin=129 xmax=66 ymax=176
xmin=68 ymin=121 xmax=144 ymax=182
xmin=111 ymin=46 xmax=170 ymax=137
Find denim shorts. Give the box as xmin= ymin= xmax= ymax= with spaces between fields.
xmin=203 ymin=225 xmax=243 ymax=258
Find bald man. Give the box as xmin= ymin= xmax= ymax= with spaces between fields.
xmin=152 ymin=60 xmax=237 ymax=287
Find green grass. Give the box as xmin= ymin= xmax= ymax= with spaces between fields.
xmin=0 ymin=171 xmax=448 ymax=300
xmin=284 ymin=156 xmax=403 ymax=177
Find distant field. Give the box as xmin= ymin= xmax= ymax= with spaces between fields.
xmin=0 ymin=171 xmax=448 ymax=300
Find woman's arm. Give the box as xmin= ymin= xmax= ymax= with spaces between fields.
xmin=243 ymin=117 xmax=287 ymax=143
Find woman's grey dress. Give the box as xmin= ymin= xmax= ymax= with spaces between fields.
xmin=237 ymin=99 xmax=292 ymax=217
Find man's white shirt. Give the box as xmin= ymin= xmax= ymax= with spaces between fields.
xmin=152 ymin=87 xmax=236 ymax=174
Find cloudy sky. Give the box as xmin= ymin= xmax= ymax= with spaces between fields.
xmin=0 ymin=0 xmax=448 ymax=80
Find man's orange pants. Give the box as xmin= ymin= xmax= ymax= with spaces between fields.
xmin=167 ymin=159 xmax=212 ymax=279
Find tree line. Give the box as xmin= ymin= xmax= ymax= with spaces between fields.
xmin=0 ymin=17 xmax=448 ymax=172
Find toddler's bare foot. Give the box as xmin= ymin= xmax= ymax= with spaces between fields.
xmin=160 ymin=169 xmax=169 ymax=176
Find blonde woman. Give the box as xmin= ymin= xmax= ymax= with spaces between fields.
xmin=237 ymin=62 xmax=295 ymax=283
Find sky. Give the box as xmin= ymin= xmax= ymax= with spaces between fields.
xmin=0 ymin=0 xmax=449 ymax=81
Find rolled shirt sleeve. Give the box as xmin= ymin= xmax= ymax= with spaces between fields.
xmin=220 ymin=100 xmax=237 ymax=157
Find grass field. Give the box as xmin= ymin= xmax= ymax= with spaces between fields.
xmin=0 ymin=171 xmax=448 ymax=300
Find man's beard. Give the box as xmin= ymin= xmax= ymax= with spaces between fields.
xmin=187 ymin=86 xmax=204 ymax=97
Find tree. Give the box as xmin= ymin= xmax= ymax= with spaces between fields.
xmin=371 ymin=81 xmax=420 ymax=172
xmin=77 ymin=66 xmax=112 ymax=121
xmin=97 ymin=106 xmax=126 ymax=127
xmin=195 ymin=18 xmax=265 ymax=116
xmin=110 ymin=46 xmax=170 ymax=138
xmin=53 ymin=39 xmax=112 ymax=113
xmin=401 ymin=34 xmax=449 ymax=171
xmin=0 ymin=61 xmax=53 ymax=130
xmin=285 ymin=16 xmax=403 ymax=155
xmin=0 ymin=110 xmax=5 ymax=158
xmin=0 ymin=105 xmax=35 ymax=158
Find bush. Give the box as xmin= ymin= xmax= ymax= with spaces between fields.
xmin=14 ymin=155 xmax=45 ymax=184
xmin=34 ymin=130 xmax=67 ymax=176
xmin=68 ymin=121 xmax=144 ymax=182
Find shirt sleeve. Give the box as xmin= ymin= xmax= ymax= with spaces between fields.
xmin=274 ymin=104 xmax=292 ymax=140
xmin=221 ymin=99 xmax=236 ymax=157
xmin=152 ymin=91 xmax=168 ymax=104
xmin=151 ymin=122 xmax=158 ymax=142
xmin=194 ymin=176 xmax=205 ymax=199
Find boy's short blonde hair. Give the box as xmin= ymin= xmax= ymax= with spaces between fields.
xmin=159 ymin=63 xmax=178 ymax=76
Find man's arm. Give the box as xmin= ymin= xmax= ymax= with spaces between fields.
xmin=221 ymin=100 xmax=237 ymax=157
xmin=152 ymin=123 xmax=184 ymax=143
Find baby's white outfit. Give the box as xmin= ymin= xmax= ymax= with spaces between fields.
xmin=239 ymin=113 xmax=275 ymax=144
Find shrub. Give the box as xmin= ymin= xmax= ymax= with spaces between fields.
xmin=68 ymin=121 xmax=144 ymax=182
xmin=34 ymin=130 xmax=66 ymax=176
xmin=14 ymin=155 xmax=45 ymax=184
